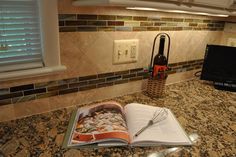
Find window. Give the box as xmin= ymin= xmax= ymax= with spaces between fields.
xmin=0 ymin=0 xmax=43 ymax=72
xmin=0 ymin=0 xmax=66 ymax=81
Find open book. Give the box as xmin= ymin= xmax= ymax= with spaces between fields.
xmin=63 ymin=101 xmax=192 ymax=148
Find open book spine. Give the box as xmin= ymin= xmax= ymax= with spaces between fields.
xmin=62 ymin=109 xmax=77 ymax=148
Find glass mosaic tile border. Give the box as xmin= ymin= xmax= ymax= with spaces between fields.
xmin=58 ymin=14 xmax=225 ymax=32
xmin=0 ymin=59 xmax=203 ymax=106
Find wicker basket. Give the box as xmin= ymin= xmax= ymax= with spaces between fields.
xmin=144 ymin=74 xmax=167 ymax=98
xmin=144 ymin=33 xmax=170 ymax=98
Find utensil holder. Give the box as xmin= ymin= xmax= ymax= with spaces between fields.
xmin=144 ymin=75 xmax=167 ymax=98
xmin=144 ymin=32 xmax=170 ymax=98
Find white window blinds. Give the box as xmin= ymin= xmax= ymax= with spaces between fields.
xmin=0 ymin=0 xmax=43 ymax=73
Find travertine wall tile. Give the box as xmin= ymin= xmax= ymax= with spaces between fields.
xmin=0 ymin=69 xmax=201 ymax=122
xmin=0 ymin=0 xmax=230 ymax=121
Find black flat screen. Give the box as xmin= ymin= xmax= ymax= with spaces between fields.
xmin=200 ymin=45 xmax=236 ymax=83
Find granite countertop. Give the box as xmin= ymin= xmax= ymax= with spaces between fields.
xmin=0 ymin=79 xmax=236 ymax=157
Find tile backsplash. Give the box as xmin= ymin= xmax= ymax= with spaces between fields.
xmin=0 ymin=0 xmax=230 ymax=121
xmin=59 ymin=14 xmax=225 ymax=32
xmin=0 ymin=59 xmax=203 ymax=106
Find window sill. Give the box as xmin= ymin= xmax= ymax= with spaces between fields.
xmin=0 ymin=65 xmax=67 ymax=81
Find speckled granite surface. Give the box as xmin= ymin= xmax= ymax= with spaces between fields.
xmin=0 ymin=80 xmax=235 ymax=157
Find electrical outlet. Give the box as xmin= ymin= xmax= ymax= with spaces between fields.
xmin=113 ymin=39 xmax=139 ymax=64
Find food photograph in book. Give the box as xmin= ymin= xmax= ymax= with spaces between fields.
xmin=71 ymin=102 xmax=130 ymax=144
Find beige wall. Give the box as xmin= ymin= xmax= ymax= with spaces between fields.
xmin=221 ymin=23 xmax=236 ymax=45
xmin=0 ymin=0 xmax=233 ymax=121
xmin=58 ymin=31 xmax=222 ymax=78
xmin=1 ymin=0 xmax=225 ymax=88
xmin=0 ymin=30 xmax=223 ymax=88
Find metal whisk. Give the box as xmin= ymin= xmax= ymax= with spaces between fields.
xmin=134 ymin=108 xmax=168 ymax=137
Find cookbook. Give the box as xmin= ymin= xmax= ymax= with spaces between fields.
xmin=62 ymin=101 xmax=192 ymax=148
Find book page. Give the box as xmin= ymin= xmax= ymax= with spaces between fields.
xmin=68 ymin=101 xmax=130 ymax=147
xmin=124 ymin=103 xmax=192 ymax=146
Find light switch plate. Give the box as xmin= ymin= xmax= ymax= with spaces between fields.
xmin=113 ymin=39 xmax=139 ymax=64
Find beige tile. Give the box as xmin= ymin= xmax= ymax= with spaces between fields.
xmin=48 ymin=93 xmax=77 ymax=110
xmin=13 ymin=98 xmax=51 ymax=119
xmin=0 ymin=104 xmax=15 ymax=122
xmin=0 ymin=81 xmax=144 ymax=122
xmin=124 ymin=21 xmax=140 ymax=27
xmin=2 ymin=29 xmax=222 ymax=89
xmin=221 ymin=32 xmax=236 ymax=45
xmin=0 ymin=68 xmax=203 ymax=122
xmin=70 ymin=80 xmax=144 ymax=106
xmin=166 ymin=69 xmax=200 ymax=85
xmin=167 ymin=31 xmax=222 ymax=64
xmin=0 ymin=1 xmax=229 ymax=122
xmin=2 ymin=93 xmax=77 ymax=121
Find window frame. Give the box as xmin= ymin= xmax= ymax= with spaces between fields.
xmin=0 ymin=0 xmax=66 ymax=81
